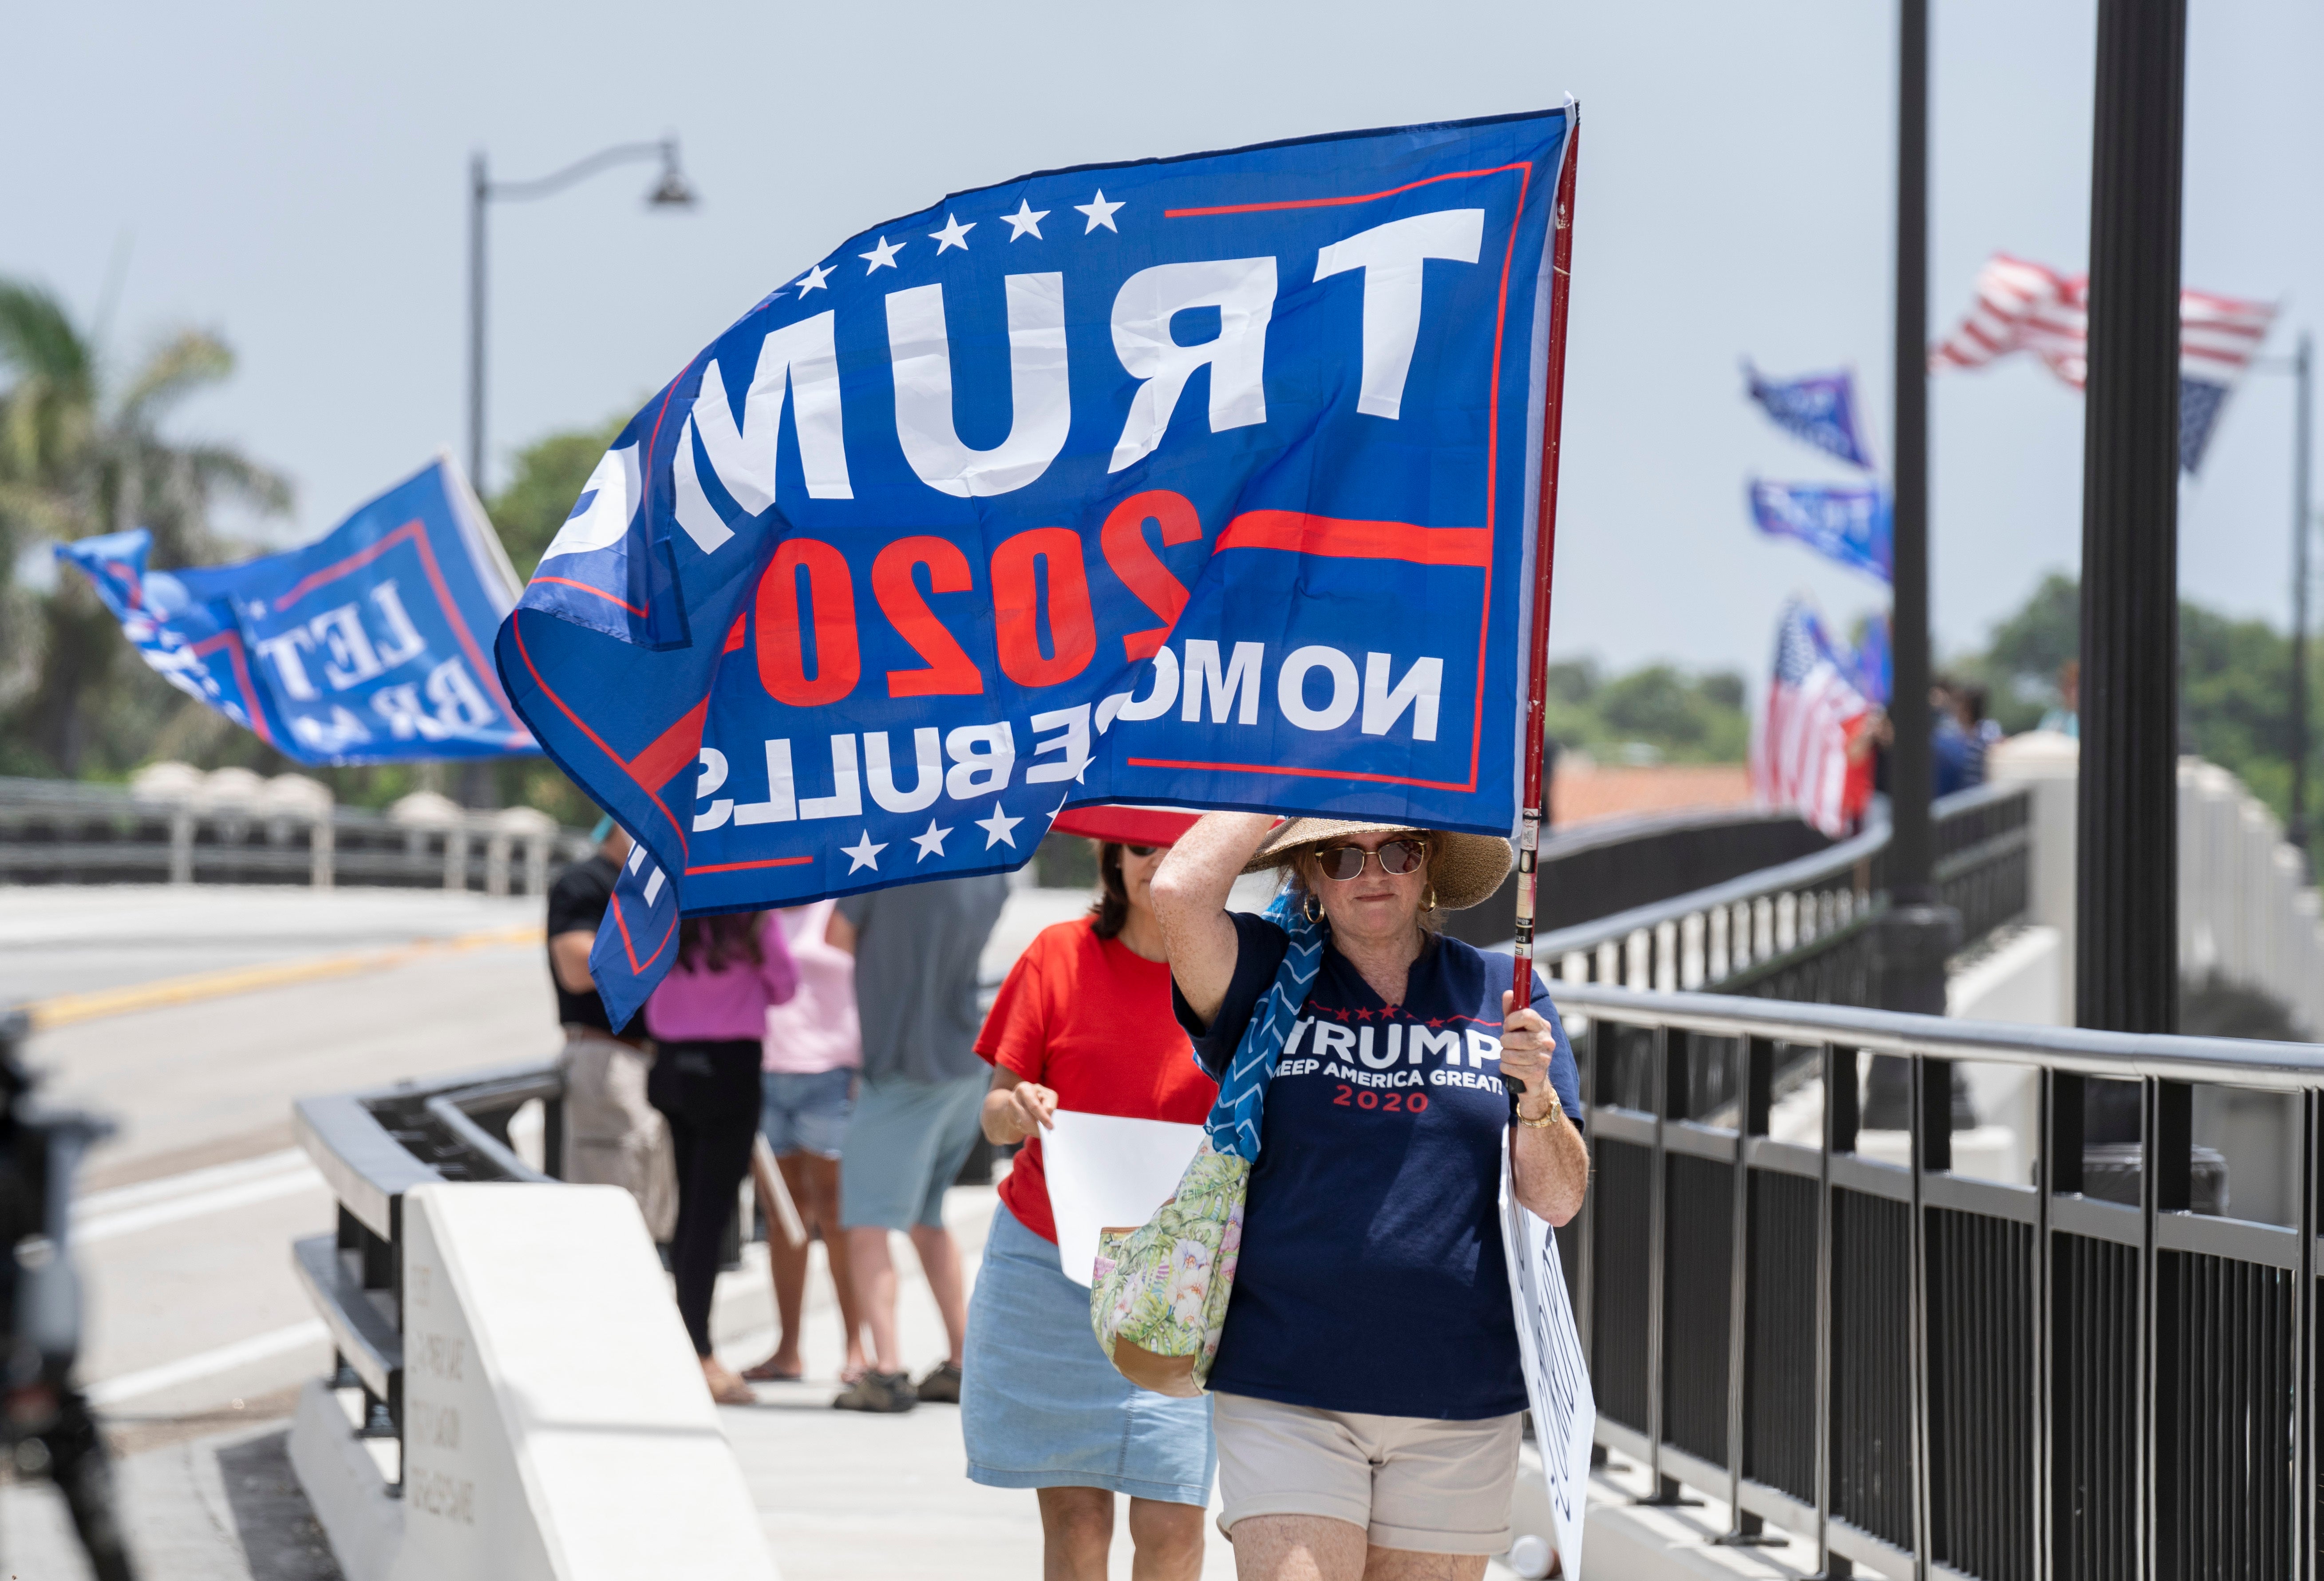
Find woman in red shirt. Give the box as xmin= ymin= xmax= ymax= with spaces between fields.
xmin=963 ymin=807 xmax=1218 ymax=1581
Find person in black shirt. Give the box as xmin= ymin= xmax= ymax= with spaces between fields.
xmin=547 ymin=818 xmax=674 ymax=1239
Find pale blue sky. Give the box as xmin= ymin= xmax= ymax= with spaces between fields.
xmin=5 ymin=0 xmax=2315 ymax=680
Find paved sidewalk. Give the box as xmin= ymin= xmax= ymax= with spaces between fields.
xmin=0 ymin=1415 xmax=340 ymax=1581
xmin=707 ymin=1186 xmax=1240 ymax=1580
xmin=14 ymin=1178 xmax=1545 ymax=1577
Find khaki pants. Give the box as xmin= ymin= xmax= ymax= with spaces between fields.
xmin=558 ymin=1027 xmax=678 ymax=1242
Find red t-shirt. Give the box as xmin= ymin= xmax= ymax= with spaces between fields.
xmin=976 ymin=917 xmax=1219 ymax=1244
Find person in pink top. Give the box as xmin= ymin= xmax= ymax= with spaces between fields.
xmin=644 ymin=912 xmax=799 ymax=1404
xmin=743 ymin=899 xmax=873 ymax=1386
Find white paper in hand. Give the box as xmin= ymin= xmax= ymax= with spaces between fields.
xmin=1499 ymin=1149 xmax=1597 ymax=1575
xmin=1039 ymin=1109 xmax=1208 ymax=1287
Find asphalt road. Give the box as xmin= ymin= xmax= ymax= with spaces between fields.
xmin=7 ymin=881 xmax=1097 ymax=1439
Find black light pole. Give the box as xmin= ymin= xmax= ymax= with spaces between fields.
xmin=2076 ymin=0 xmax=2186 ymax=1037
xmin=466 ymin=136 xmax=696 ymax=496
xmin=1875 ymin=0 xmax=1959 ymax=1020
xmin=458 ymin=136 xmax=695 ymax=808
xmin=2291 ymin=332 xmax=2314 ymax=860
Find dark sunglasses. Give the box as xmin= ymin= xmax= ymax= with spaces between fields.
xmin=1122 ymin=844 xmax=1160 ymax=858
xmin=1314 ymin=838 xmax=1429 ymax=881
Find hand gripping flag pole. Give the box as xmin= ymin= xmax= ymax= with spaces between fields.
xmin=1508 ymin=111 xmax=1581 ymax=1057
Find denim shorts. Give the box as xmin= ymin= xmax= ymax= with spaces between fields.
xmin=838 ymin=1071 xmax=988 ymax=1230
xmin=759 ymin=1067 xmax=857 ymax=1160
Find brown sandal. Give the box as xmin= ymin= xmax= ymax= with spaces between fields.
xmin=742 ymin=1355 xmax=804 ymax=1383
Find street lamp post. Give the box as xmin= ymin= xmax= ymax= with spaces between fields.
xmin=458 ymin=137 xmax=695 ymax=807
xmin=2290 ymin=333 xmax=2314 ymax=859
xmin=2076 ymin=0 xmax=2186 ymax=1037
xmin=1872 ymin=0 xmax=1962 ymax=1032
xmin=466 ymin=136 xmax=697 ymax=496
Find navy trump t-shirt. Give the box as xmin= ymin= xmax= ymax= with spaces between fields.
xmin=1173 ymin=913 xmax=1582 ymax=1421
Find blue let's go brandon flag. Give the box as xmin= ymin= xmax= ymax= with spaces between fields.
xmin=497 ymin=108 xmax=1576 ymax=1031
xmin=59 ymin=454 xmax=536 ymax=764
xmin=1747 ymin=478 xmax=1893 ymax=585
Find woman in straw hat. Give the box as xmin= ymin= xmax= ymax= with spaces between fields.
xmin=1152 ymin=812 xmax=1587 ymax=1581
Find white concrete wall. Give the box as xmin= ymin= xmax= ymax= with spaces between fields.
xmin=1989 ymin=735 xmax=2324 ymax=1036
xmin=295 ymin=1183 xmax=778 ymax=1581
xmin=394 ymin=1183 xmax=777 ymax=1581
xmin=1986 ymin=731 xmax=2080 ymax=1024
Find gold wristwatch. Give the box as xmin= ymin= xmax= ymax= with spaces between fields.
xmin=1515 ymin=1091 xmax=1564 ymax=1129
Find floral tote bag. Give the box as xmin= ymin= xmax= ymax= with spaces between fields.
xmin=1090 ymin=895 xmax=1322 ymax=1395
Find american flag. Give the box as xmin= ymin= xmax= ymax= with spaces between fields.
xmin=1930 ymin=253 xmax=2276 ymax=472
xmin=1751 ymin=601 xmax=1872 ymax=838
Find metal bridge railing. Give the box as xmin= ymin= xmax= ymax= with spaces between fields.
xmin=1550 ymin=978 xmax=2324 ymax=1581
xmin=1533 ymin=783 xmax=2032 ymax=1006
xmin=290 ymin=1061 xmax=564 ymax=1472
xmin=0 ymin=775 xmax=590 ymax=894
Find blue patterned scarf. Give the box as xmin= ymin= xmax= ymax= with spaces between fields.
xmin=1204 ymin=890 xmax=1326 ymax=1163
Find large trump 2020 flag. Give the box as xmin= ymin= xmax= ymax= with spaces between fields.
xmin=498 ymin=108 xmax=1577 ymax=1028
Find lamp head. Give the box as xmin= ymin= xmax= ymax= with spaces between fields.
xmin=648 ymin=139 xmax=697 ymax=209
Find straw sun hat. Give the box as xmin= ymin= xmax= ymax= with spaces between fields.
xmin=1239 ymin=818 xmax=1513 ymax=912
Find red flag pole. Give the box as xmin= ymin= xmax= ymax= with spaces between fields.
xmin=1512 ymin=109 xmax=1581 ymax=1016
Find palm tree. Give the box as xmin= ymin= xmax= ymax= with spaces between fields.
xmin=0 ymin=280 xmax=291 ymax=775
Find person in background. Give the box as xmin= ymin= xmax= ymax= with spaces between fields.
xmin=1930 ymin=680 xmax=1975 ymax=798
xmin=963 ymin=807 xmax=1218 ymax=1581
xmin=1949 ymin=680 xmax=1998 ymax=786
xmin=1153 ymin=814 xmax=1587 ymax=1581
xmin=546 ymin=817 xmax=675 ymax=1241
xmin=2038 ymin=659 xmax=2081 ymax=738
xmin=827 ymin=873 xmax=1010 ymax=1414
xmin=643 ymin=912 xmax=800 ymax=1405
xmin=743 ymin=899 xmax=872 ymax=1385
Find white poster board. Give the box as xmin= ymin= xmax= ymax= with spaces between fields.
xmin=1039 ymin=1109 xmax=1207 ymax=1287
xmin=1499 ymin=1152 xmax=1596 ymax=1575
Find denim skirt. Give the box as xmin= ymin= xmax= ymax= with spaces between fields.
xmin=963 ymin=1202 xmax=1217 ymax=1506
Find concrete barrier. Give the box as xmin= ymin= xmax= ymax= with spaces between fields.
xmin=293 ymin=1182 xmax=777 ymax=1581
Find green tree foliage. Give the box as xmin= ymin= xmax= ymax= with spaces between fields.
xmin=0 ymin=272 xmax=618 ymax=828
xmin=0 ymin=280 xmax=293 ymax=777
xmin=1954 ymin=571 xmax=2322 ymax=840
xmin=1540 ymin=657 xmax=1750 ymax=764
xmin=486 ymin=415 xmax=627 ymax=581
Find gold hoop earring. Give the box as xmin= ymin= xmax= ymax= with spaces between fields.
xmin=1424 ymin=885 xmax=1439 ymax=911
xmin=1302 ymin=893 xmax=1323 ymax=924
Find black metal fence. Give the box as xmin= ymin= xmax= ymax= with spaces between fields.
xmin=1553 ymin=979 xmax=2323 ymax=1580
xmin=1530 ymin=782 xmax=2032 ymax=1010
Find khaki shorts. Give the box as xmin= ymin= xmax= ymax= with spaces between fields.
xmin=1213 ymin=1391 xmax=1521 ymax=1555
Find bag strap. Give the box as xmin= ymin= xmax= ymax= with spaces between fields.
xmin=1204 ymin=892 xmax=1325 ymax=1163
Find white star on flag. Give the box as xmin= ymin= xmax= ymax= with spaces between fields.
xmin=909 ymin=820 xmax=953 ymax=861
xmin=1001 ymin=199 xmax=1048 ymax=241
xmin=858 ymin=236 xmax=904 ymax=273
xmin=976 ymin=802 xmax=1024 ymax=849
xmin=1074 ymin=191 xmax=1125 ymax=233
xmin=842 ymin=830 xmax=888 ymax=872
xmin=794 ymin=261 xmax=834 ymax=295
xmin=929 ymin=214 xmax=975 ymax=253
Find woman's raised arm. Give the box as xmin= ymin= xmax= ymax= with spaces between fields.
xmin=1149 ymin=812 xmax=1278 ymax=1027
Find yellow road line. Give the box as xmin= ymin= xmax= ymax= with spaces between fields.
xmin=26 ymin=924 xmax=545 ymax=1031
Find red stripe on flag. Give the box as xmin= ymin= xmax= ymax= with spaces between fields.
xmin=1214 ymin=511 xmax=1491 ymax=567
xmin=530 ymin=577 xmax=648 ymax=618
xmin=683 ymin=856 xmax=816 ymax=876
xmin=1164 ymin=163 xmax=1532 ymax=218
xmin=628 ymin=700 xmax=710 ymax=792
